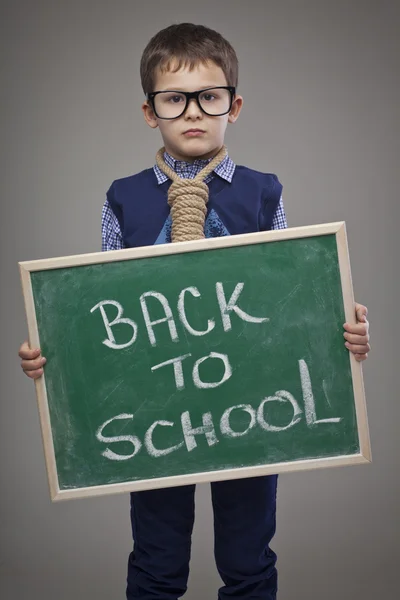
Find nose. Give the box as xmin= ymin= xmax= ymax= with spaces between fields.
xmin=184 ymin=97 xmax=203 ymax=119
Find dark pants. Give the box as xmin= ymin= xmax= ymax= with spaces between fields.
xmin=126 ymin=475 xmax=278 ymax=599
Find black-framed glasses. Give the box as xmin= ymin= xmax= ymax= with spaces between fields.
xmin=147 ymin=86 xmax=236 ymax=120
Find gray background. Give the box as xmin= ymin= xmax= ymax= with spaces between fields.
xmin=1 ymin=1 xmax=399 ymax=599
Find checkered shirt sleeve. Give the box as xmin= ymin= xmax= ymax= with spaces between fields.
xmin=102 ymin=199 xmax=125 ymax=251
xmin=271 ymin=197 xmax=288 ymax=230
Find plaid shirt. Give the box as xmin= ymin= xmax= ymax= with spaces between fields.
xmin=102 ymin=152 xmax=287 ymax=251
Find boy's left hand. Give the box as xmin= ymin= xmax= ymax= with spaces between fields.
xmin=343 ymin=303 xmax=371 ymax=362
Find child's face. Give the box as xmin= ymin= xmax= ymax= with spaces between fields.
xmin=142 ymin=60 xmax=243 ymax=161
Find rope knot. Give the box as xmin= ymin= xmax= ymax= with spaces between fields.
xmin=155 ymin=146 xmax=228 ymax=242
xmin=168 ymin=179 xmax=209 ymax=241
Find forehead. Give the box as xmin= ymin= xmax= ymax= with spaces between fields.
xmin=153 ymin=59 xmax=228 ymax=91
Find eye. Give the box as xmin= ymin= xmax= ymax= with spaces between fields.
xmin=169 ymin=95 xmax=184 ymax=104
xmin=201 ymin=93 xmax=216 ymax=102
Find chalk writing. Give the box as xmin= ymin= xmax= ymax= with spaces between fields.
xmin=90 ymin=281 xmax=269 ymax=349
xmin=91 ymin=280 xmax=342 ymax=464
xmin=96 ymin=359 xmax=342 ymax=461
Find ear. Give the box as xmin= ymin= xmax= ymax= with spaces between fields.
xmin=142 ymin=100 xmax=159 ymax=129
xmin=228 ymin=94 xmax=243 ymax=123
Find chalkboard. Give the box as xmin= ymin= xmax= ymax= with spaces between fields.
xmin=19 ymin=222 xmax=370 ymax=501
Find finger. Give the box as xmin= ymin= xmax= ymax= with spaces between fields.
xmin=345 ymin=342 xmax=371 ymax=354
xmin=19 ymin=342 xmax=41 ymax=360
xmin=21 ymin=357 xmax=46 ymax=371
xmin=354 ymin=353 xmax=368 ymax=362
xmin=25 ymin=368 xmax=44 ymax=379
xmin=343 ymin=332 xmax=370 ymax=344
xmin=343 ymin=322 xmax=369 ymax=336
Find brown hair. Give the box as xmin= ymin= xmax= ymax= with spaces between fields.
xmin=140 ymin=23 xmax=239 ymax=94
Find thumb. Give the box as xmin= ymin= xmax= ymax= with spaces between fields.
xmin=356 ymin=304 xmax=368 ymax=323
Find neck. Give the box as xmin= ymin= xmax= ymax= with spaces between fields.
xmin=156 ymin=145 xmax=227 ymax=184
xmin=164 ymin=145 xmax=225 ymax=163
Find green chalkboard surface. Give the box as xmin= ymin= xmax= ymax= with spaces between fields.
xmin=20 ymin=223 xmax=370 ymax=501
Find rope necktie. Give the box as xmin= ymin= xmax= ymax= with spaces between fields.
xmin=155 ymin=145 xmax=228 ymax=242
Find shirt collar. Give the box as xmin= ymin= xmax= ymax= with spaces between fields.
xmin=153 ymin=150 xmax=235 ymax=185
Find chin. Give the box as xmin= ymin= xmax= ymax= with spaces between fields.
xmin=164 ymin=138 xmax=222 ymax=161
xmin=180 ymin=140 xmax=220 ymax=159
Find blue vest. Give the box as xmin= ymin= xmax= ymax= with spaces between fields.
xmin=106 ymin=166 xmax=283 ymax=248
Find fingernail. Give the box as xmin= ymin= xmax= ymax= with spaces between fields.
xmin=345 ymin=342 xmax=350 ymax=347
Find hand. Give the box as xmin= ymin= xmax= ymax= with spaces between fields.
xmin=343 ymin=303 xmax=370 ymax=362
xmin=18 ymin=340 xmax=46 ymax=379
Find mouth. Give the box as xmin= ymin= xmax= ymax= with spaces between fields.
xmin=182 ymin=129 xmax=206 ymax=136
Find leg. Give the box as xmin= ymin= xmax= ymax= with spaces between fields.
xmin=127 ymin=484 xmax=196 ymax=600
xmin=211 ymin=475 xmax=278 ymax=599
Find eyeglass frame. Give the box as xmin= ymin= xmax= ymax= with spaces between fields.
xmin=146 ymin=86 xmax=236 ymax=120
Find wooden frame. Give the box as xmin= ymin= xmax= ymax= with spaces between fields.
xmin=19 ymin=222 xmax=371 ymax=501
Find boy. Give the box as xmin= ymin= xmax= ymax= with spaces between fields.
xmin=19 ymin=23 xmax=371 ymax=600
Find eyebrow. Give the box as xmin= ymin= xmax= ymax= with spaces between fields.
xmin=154 ymin=85 xmax=226 ymax=92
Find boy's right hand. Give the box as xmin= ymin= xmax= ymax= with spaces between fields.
xmin=18 ymin=341 xmax=46 ymax=379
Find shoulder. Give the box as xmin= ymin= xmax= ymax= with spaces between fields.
xmin=234 ymin=164 xmax=281 ymax=183
xmin=233 ymin=165 xmax=282 ymax=194
xmin=106 ymin=168 xmax=158 ymax=211
xmin=107 ymin=167 xmax=156 ymax=194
